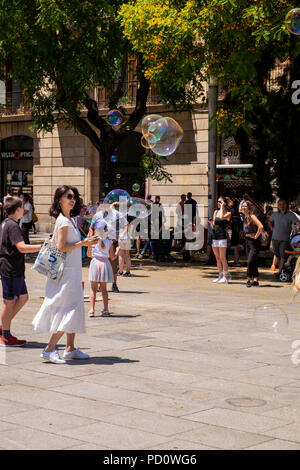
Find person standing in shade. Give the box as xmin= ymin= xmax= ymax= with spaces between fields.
xmin=209 ymin=196 xmax=232 ymax=283
xmin=32 ymin=185 xmax=98 ymax=364
xmin=240 ymin=201 xmax=263 ymax=287
xmin=269 ymin=199 xmax=300 ymax=278
xmin=19 ymin=193 xmax=33 ymax=245
xmin=185 ymin=192 xmax=197 ymax=226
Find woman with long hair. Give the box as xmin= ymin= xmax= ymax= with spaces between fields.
xmin=240 ymin=201 xmax=263 ymax=287
xmin=209 ymin=196 xmax=232 ymax=283
xmin=32 ymin=185 xmax=98 ymax=364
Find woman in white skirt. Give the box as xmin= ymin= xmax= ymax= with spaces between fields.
xmin=32 ymin=185 xmax=98 ymax=364
xmin=87 ymin=226 xmax=119 ymax=317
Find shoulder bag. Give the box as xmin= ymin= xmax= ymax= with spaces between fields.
xmin=31 ymin=222 xmax=66 ymax=283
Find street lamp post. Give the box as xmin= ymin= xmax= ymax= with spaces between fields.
xmin=208 ymin=77 xmax=218 ymax=221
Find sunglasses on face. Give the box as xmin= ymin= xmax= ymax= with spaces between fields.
xmin=65 ymin=193 xmax=76 ymax=200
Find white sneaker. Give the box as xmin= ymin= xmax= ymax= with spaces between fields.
xmin=213 ymin=275 xmax=222 ymax=283
xmin=63 ymin=348 xmax=90 ymax=360
xmin=101 ymin=310 xmax=111 ymax=317
xmin=40 ymin=349 xmax=66 ymax=364
xmin=218 ymin=276 xmax=229 ymax=283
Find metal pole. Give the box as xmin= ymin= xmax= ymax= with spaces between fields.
xmin=207 ymin=77 xmax=218 ymax=220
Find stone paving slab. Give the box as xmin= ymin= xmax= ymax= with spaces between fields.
xmin=0 ymin=258 xmax=299 ymax=449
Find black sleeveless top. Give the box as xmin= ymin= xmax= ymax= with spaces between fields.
xmin=242 ymin=215 xmax=257 ymax=235
xmin=213 ymin=217 xmax=228 ymax=240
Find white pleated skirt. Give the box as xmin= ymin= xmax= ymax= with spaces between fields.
xmin=89 ymin=257 xmax=114 ymax=283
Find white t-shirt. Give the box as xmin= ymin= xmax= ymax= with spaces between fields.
xmin=92 ymin=239 xmax=112 ymax=259
xmin=20 ymin=202 xmax=33 ymax=224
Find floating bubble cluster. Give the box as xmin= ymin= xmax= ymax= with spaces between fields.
xmin=107 ymin=109 xmax=123 ymax=126
xmin=132 ymin=183 xmax=140 ymax=192
xmin=254 ymin=303 xmax=289 ymax=334
xmin=141 ymin=115 xmax=184 ymax=156
xmin=286 ymin=8 xmax=300 ymax=35
xmin=110 ymin=155 xmax=118 ymax=163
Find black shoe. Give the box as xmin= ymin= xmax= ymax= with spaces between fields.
xmin=251 ymin=281 xmax=259 ymax=286
xmin=246 ymin=280 xmax=252 ymax=287
xmin=123 ymin=272 xmax=131 ymax=277
xmin=117 ymin=271 xmax=123 ymax=276
xmin=111 ymin=284 xmax=119 ymax=292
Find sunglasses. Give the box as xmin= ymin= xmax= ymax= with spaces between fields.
xmin=65 ymin=193 xmax=76 ymax=200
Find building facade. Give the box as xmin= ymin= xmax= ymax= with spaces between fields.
xmin=0 ymin=102 xmax=212 ymax=232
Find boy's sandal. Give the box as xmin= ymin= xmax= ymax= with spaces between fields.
xmin=88 ymin=310 xmax=95 ymax=317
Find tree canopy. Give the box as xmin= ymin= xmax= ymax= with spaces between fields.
xmin=0 ymin=0 xmax=157 ymax=188
xmin=119 ymin=0 xmax=300 ymax=201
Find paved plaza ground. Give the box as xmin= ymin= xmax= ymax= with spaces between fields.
xmin=0 ymin=253 xmax=300 ymax=450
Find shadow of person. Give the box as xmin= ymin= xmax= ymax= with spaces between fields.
xmin=65 ymin=356 xmax=140 ymax=366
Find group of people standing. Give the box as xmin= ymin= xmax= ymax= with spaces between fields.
xmin=209 ymin=195 xmax=300 ymax=287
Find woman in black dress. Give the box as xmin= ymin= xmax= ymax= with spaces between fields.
xmin=240 ymin=201 xmax=263 ymax=287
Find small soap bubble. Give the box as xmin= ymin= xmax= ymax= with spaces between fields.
xmin=141 ymin=133 xmax=156 ymax=149
xmin=107 ymin=109 xmax=123 ymax=126
xmin=132 ymin=183 xmax=140 ymax=192
xmin=254 ymin=303 xmax=289 ymax=334
xmin=110 ymin=155 xmax=118 ymax=163
xmin=286 ymin=8 xmax=300 ymax=35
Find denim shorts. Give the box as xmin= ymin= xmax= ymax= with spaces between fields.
xmin=1 ymin=276 xmax=28 ymax=300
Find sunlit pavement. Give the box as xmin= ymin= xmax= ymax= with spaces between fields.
xmin=0 ymin=254 xmax=299 ymax=450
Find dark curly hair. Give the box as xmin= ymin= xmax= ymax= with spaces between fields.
xmin=49 ymin=185 xmax=83 ymax=219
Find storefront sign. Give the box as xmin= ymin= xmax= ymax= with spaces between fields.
xmin=1 ymin=151 xmax=33 ymax=159
xmin=221 ymin=146 xmax=241 ymax=165
xmin=216 ymin=167 xmax=253 ymax=182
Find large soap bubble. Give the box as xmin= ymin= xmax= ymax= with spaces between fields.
xmin=254 ymin=303 xmax=289 ymax=334
xmin=150 ymin=117 xmax=184 ymax=156
xmin=107 ymin=109 xmax=123 ymax=126
xmin=286 ymin=8 xmax=300 ymax=35
xmin=141 ymin=114 xmax=162 ymax=136
xmin=104 ymin=189 xmax=130 ymax=204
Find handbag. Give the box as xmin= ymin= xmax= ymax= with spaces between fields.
xmin=32 ymin=212 xmax=38 ymax=224
xmin=31 ymin=224 xmax=66 ymax=283
xmin=260 ymin=230 xmax=270 ymax=247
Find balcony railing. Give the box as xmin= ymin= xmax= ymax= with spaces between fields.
xmin=0 ymin=82 xmax=161 ymax=118
xmin=89 ymin=81 xmax=162 ymax=109
xmin=0 ymin=92 xmax=31 ymax=116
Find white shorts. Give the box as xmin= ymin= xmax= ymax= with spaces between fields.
xmin=119 ymin=239 xmax=131 ymax=250
xmin=212 ymin=239 xmax=227 ymax=248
